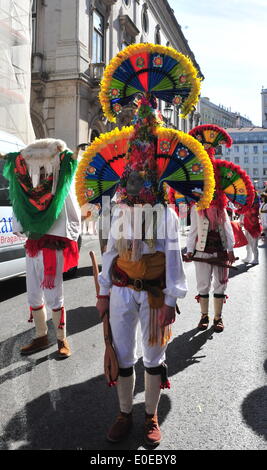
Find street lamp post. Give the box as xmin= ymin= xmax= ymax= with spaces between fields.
xmin=163 ymin=103 xmax=173 ymax=127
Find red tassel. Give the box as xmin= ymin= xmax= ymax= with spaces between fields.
xmin=224 ymin=295 xmax=229 ymax=304
xmin=195 ymin=295 xmax=201 ymax=303
xmin=28 ymin=310 xmax=33 ymax=323
xmin=160 ymin=380 xmax=171 ymax=389
xmin=59 ymin=307 xmax=65 ymax=329
xmin=28 ymin=305 xmax=44 ymax=323
xmin=108 ymin=381 xmax=117 ymax=387
xmin=53 ymin=307 xmax=65 ymax=329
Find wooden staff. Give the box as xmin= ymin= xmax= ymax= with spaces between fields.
xmin=89 ymin=251 xmax=119 ymax=386
xmin=182 ymin=255 xmax=239 ymax=270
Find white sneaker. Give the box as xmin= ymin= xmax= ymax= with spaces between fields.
xmin=251 ymin=260 xmax=259 ymax=265
xmin=242 ymin=258 xmax=251 ymax=263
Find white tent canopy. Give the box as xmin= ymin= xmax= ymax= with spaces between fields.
xmin=0 ymin=0 xmax=35 ymax=145
xmin=0 ymin=129 xmax=25 ymax=153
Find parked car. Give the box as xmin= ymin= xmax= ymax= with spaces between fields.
xmin=0 ymin=131 xmax=26 ymax=281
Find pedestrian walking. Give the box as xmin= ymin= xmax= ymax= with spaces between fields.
xmin=1 ymin=139 xmax=81 ymax=358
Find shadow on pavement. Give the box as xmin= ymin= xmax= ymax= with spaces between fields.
xmin=0 ymin=306 xmax=100 ymax=385
xmin=0 ymin=320 xmax=213 ymax=449
xmin=0 ymin=368 xmax=171 ymax=450
xmin=229 ymin=262 xmax=253 ymax=279
xmin=241 ymin=358 xmax=267 ymax=442
xmin=167 ymin=327 xmax=214 ymax=376
xmin=241 ymin=386 xmax=267 ymax=442
xmin=0 ymin=264 xmax=96 ymax=302
xmin=134 ymin=327 xmax=214 ymax=396
xmin=0 ymin=275 xmax=26 ymax=302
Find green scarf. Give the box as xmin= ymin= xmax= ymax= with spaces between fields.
xmin=3 ymin=150 xmax=77 ymax=237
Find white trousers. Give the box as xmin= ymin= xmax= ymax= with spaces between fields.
xmin=194 ymin=251 xmax=228 ymax=296
xmin=109 ymin=286 xmax=168 ymax=369
xmin=26 ymin=251 xmax=64 ymax=309
xmin=244 ymin=230 xmax=259 ymax=263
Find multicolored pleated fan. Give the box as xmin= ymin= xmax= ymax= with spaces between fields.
xmin=75 ymin=127 xmax=135 ymax=206
xmin=215 ymin=159 xmax=254 ymax=213
xmin=100 ymin=43 xmax=201 ymax=123
xmin=189 ymin=124 xmax=233 ymax=151
xmin=153 ymin=128 xmax=215 ymax=209
xmin=76 ymin=127 xmax=215 ymax=210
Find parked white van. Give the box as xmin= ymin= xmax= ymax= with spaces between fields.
xmin=0 ymin=131 xmax=26 ymax=281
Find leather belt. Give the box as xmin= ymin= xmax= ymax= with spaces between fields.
xmin=128 ymin=278 xmax=162 ymax=292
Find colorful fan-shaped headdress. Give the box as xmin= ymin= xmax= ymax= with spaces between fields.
xmin=189 ymin=124 xmax=254 ymax=212
xmin=189 ymin=124 xmax=233 ymax=159
xmin=99 ymin=43 xmax=201 ymax=123
xmin=76 ymin=44 xmax=215 ymax=210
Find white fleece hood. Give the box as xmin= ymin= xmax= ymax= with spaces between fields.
xmin=21 ymin=138 xmax=67 ymax=194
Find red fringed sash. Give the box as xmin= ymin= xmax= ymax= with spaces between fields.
xmin=41 ymin=248 xmax=57 ymax=289
xmin=25 ymin=235 xmax=79 ymax=289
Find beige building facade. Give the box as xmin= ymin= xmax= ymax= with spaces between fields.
xmin=220 ymin=127 xmax=267 ymax=190
xmin=30 ymin=0 xmax=203 ymax=149
xmin=200 ymin=97 xmax=253 ymax=129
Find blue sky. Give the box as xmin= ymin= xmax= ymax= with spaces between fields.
xmin=168 ymin=0 xmax=267 ymax=126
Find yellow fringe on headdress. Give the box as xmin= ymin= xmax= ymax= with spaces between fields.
xmin=99 ymin=43 xmax=201 ymax=123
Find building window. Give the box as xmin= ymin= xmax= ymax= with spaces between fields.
xmin=263 ymin=156 xmax=267 ymax=163
xmin=263 ymin=168 xmax=267 ymax=176
xmin=244 ymin=156 xmax=249 ymax=163
xmin=263 ymin=144 xmax=267 ymax=154
xmin=253 ymin=156 xmax=258 ymax=163
xmin=234 ymin=157 xmax=240 ymax=163
xmin=234 ymin=145 xmax=239 ymax=153
xmin=92 ymin=10 xmax=104 ymax=63
xmin=244 ymin=145 xmax=249 ymax=154
xmin=142 ymin=5 xmax=149 ymax=34
xmin=253 ymin=168 xmax=259 ymax=176
xmin=253 ymin=145 xmax=258 ymax=154
xmin=32 ymin=0 xmax=37 ymax=53
xmin=244 ymin=168 xmax=249 ymax=174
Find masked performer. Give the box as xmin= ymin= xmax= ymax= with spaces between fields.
xmin=186 ymin=125 xmax=254 ymax=332
xmin=1 ymin=139 xmax=81 ymax=358
xmin=76 ymin=43 xmax=215 ymax=445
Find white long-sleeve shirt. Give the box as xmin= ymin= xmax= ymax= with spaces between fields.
xmin=98 ymin=205 xmax=188 ymax=307
xmin=186 ymin=205 xmax=235 ymax=253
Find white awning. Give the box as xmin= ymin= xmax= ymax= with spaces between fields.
xmin=0 ymin=129 xmax=25 ymax=153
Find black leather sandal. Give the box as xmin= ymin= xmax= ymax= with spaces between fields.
xmin=197 ymin=315 xmax=209 ymax=330
xmin=213 ymin=317 xmax=224 ymax=332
